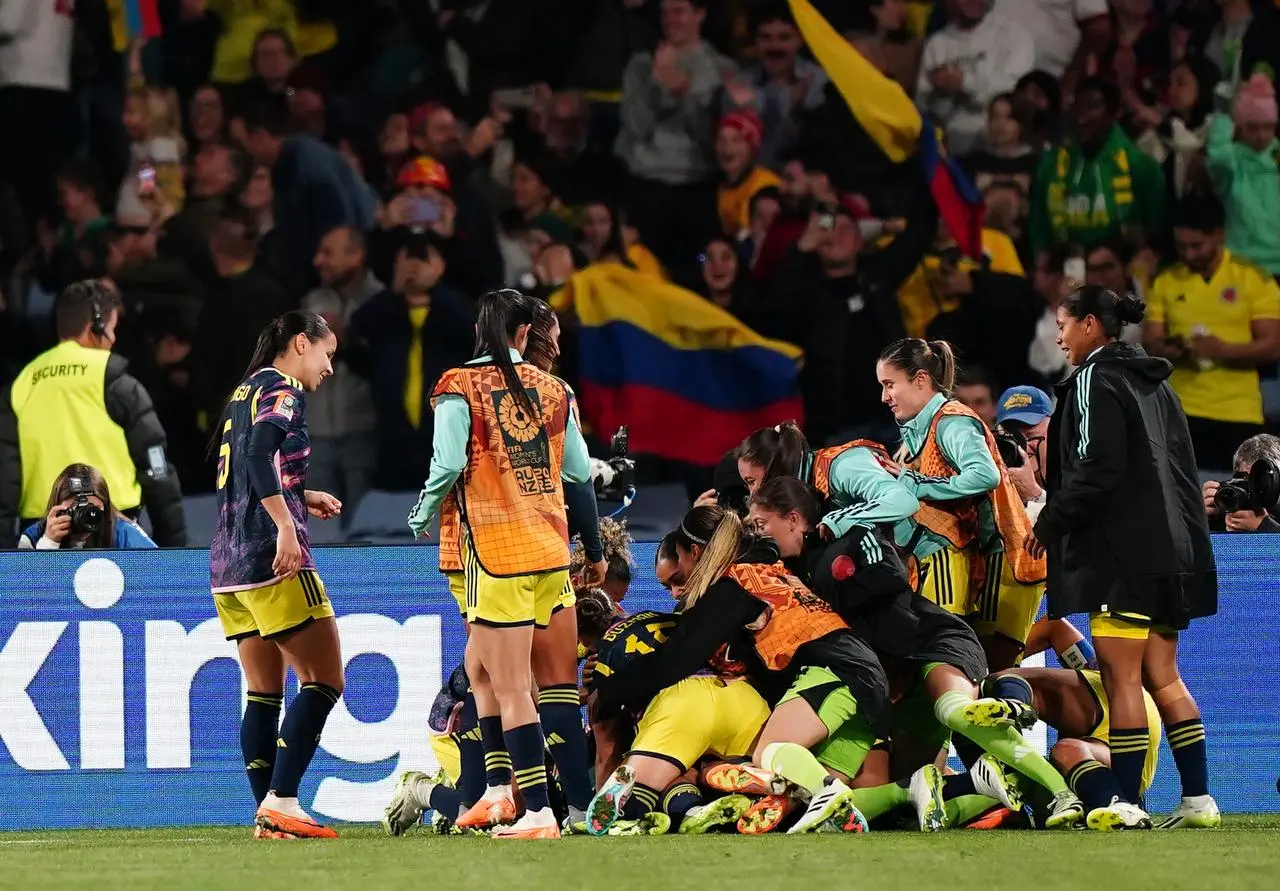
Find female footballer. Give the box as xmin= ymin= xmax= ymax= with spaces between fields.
xmin=1025 ymin=285 xmax=1219 ymax=828
xmin=209 ymin=310 xmax=345 ymax=840
xmin=875 ymin=338 xmax=1046 ymax=672
xmin=407 ymin=288 xmax=592 ymax=839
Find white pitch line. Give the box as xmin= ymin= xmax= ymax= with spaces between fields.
xmin=0 ymin=836 xmax=215 ymax=846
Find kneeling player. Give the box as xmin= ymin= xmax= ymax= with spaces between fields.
xmin=971 ymin=667 xmax=1160 ymax=830
xmin=586 ymin=608 xmax=770 ymax=836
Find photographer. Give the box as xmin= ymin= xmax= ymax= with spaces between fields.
xmin=18 ymin=464 xmax=156 ymax=549
xmin=1202 ymin=434 xmax=1280 ymax=533
xmin=994 ymin=385 xmax=1053 ymax=522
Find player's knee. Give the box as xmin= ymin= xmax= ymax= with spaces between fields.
xmin=1147 ymin=677 xmax=1194 ymax=712
xmin=1050 ymin=738 xmax=1089 ymax=773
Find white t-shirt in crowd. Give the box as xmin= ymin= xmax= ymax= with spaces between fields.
xmin=991 ymin=0 xmax=1109 ymax=78
xmin=916 ymin=12 xmax=1036 ymax=157
xmin=0 ymin=0 xmax=74 ymax=91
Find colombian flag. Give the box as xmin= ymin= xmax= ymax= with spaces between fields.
xmin=561 ymin=264 xmax=804 ymax=467
xmin=108 ymin=0 xmax=162 ymax=52
xmin=788 ymin=0 xmax=984 ymax=258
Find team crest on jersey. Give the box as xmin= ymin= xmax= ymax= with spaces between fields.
xmin=492 ymin=387 xmax=554 ymax=496
xmin=1222 ymin=288 xmax=1237 ymax=304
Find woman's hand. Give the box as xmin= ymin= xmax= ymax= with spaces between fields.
xmin=305 ymin=490 xmax=342 ymax=520
xmin=1202 ymin=480 xmax=1221 ymax=517
xmin=273 ymin=524 xmax=302 ymax=579
xmin=692 ymin=488 xmax=719 ymax=509
xmin=44 ymin=504 xmax=72 ymax=544
xmin=578 ymin=558 xmax=608 ymax=588
xmin=1023 ymin=531 xmax=1045 ymax=559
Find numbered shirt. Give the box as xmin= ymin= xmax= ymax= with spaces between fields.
xmin=211 ymin=368 xmax=312 ymax=591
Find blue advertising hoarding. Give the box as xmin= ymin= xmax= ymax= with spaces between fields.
xmin=0 ymin=536 xmax=1276 ymax=830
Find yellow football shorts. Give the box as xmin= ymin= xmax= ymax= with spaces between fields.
xmin=462 ymin=533 xmax=574 ymax=627
xmin=214 ymin=569 xmax=335 ymax=641
xmin=973 ymin=551 xmax=1045 ymax=646
xmin=446 ymin=571 xmax=466 ymax=616
xmin=916 ymin=546 xmax=974 ymax=616
xmin=1079 ymin=669 xmax=1162 ymax=793
xmin=1089 ymin=611 xmax=1176 ymax=641
xmin=630 ymin=676 xmax=769 ymax=772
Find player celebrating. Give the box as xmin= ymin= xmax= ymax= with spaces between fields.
xmin=209 ymin=311 xmax=344 ymax=840
xmin=407 ymin=288 xmax=592 ymax=839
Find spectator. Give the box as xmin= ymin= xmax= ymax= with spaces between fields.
xmin=696 ymin=233 xmax=750 ymax=319
xmin=1204 ymin=0 xmax=1253 ymax=84
xmin=301 ymin=226 xmax=381 ymax=517
xmin=39 ymin=160 xmax=112 ymax=294
xmin=161 ymin=139 xmax=248 ymax=282
xmin=740 ymin=186 xmax=782 ymax=274
xmin=1083 ymin=238 xmax=1149 ymax=328
xmin=916 ymin=0 xmax=1036 ymax=158
xmin=714 ymin=110 xmax=780 ymax=240
xmin=17 ymin=462 xmax=156 ymax=549
xmin=284 ymin=63 xmax=335 ymax=142
xmin=0 ymin=280 xmax=185 ymax=545
xmin=982 ymin=181 xmax=1028 ymax=252
xmin=188 ymin=85 xmax=227 ymax=152
xmin=1027 ymin=243 xmax=1076 ymax=385
xmin=432 ymin=0 xmax=535 ymax=121
xmin=963 ymin=93 xmax=1038 ymax=195
xmin=1132 ymin=57 xmax=1219 ymax=204
xmin=760 ymin=197 xmax=925 ymax=446
xmin=615 ymin=0 xmax=735 ymax=274
xmin=223 ymin=28 xmax=299 ymax=119
xmin=722 ymin=2 xmax=828 ymax=168
xmin=954 ymin=365 xmax=999 ymax=427
xmin=0 ymin=0 xmax=78 ymax=227
xmin=118 ymin=84 xmax=187 ymax=225
xmin=1028 ymin=77 xmax=1165 ymax=259
xmin=538 ymin=92 xmax=625 ymax=210
xmin=995 ymin=384 xmax=1053 ymax=518
xmin=241 ymin=96 xmax=376 ymax=295
xmin=348 ymin=232 xmax=475 ymax=490
xmin=848 ymin=0 xmax=924 ymax=91
xmin=1204 ymin=74 xmax=1280 ymax=277
xmin=1097 ymin=0 xmax=1168 ymax=114
xmin=991 ymin=0 xmax=1111 ymax=95
xmin=1144 ymin=195 xmax=1280 ymax=470
xmin=1014 ymin=69 xmax=1063 ymax=150
xmin=190 ymin=207 xmax=293 ymax=431
xmin=579 ymin=202 xmax=664 ymax=277
xmin=1202 ymin=433 xmax=1280 ymax=533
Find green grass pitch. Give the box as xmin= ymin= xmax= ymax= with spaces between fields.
xmin=3 ymin=819 xmax=1279 ymax=891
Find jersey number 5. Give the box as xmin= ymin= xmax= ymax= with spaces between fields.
xmin=216 ymin=419 xmax=233 ymax=489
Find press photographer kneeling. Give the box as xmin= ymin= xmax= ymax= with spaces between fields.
xmin=17 ymin=464 xmax=157 ymax=549
xmin=1202 ymin=435 xmax=1280 ymax=533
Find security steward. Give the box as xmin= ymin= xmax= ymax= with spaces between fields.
xmin=0 ymin=280 xmax=186 ymax=546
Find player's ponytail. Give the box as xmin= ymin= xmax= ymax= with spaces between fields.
xmin=475 ymin=288 xmax=541 ymax=425
xmin=679 ymin=505 xmax=748 ymax=608
xmin=524 ymin=298 xmax=559 ymax=373
xmin=736 ymin=420 xmax=810 ymax=481
xmin=879 ymin=337 xmax=957 ymax=396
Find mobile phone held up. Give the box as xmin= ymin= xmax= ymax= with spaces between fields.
xmin=137 ymin=164 xmax=157 ymax=197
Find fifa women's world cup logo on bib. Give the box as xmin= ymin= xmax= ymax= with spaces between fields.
xmin=493 ymin=388 xmax=556 ymax=496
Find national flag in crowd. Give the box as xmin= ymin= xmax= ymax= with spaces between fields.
xmin=559 ymin=264 xmax=804 ymax=467
xmin=108 ymin=0 xmax=163 ymax=52
xmin=787 ymin=0 xmax=985 ymax=259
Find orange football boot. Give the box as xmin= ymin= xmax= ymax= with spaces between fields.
xmin=456 ymin=796 xmax=518 ymax=829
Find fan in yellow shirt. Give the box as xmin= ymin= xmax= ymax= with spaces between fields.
xmin=897 ymin=228 xmax=1026 ymax=338
xmin=715 ymin=110 xmax=780 ymax=239
xmin=1144 ymin=196 xmax=1280 ymax=469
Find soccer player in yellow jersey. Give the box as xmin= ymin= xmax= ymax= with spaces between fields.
xmin=407 ymin=289 xmax=592 ymax=839
xmin=1144 ymin=195 xmax=1280 ymax=469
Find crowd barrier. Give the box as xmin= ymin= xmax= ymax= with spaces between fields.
xmin=0 ymin=537 xmax=1276 ymax=830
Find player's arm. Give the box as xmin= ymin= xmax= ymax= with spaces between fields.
xmin=407 ymin=395 xmax=470 ymax=536
xmin=104 ymin=355 xmax=186 ymax=546
xmin=561 ymin=391 xmax=591 ymax=485
xmin=828 ymin=524 xmax=911 ymax=613
xmin=565 ymin=480 xmax=604 ymax=564
xmin=594 ymin=580 xmax=763 ymax=715
xmin=819 ymin=448 xmax=920 ymax=538
xmin=902 ymin=416 xmax=1001 ymax=501
xmin=1033 ymin=372 xmax=1127 ymax=542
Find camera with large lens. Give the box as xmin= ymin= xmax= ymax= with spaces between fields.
xmin=995 ymin=425 xmax=1027 ymax=469
xmin=595 ymin=426 xmax=636 ymax=503
xmin=1214 ymin=458 xmax=1280 ymax=514
xmin=59 ymin=476 xmax=104 ymax=535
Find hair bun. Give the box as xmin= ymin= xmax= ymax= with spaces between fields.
xmin=1118 ymin=292 xmax=1147 ymax=325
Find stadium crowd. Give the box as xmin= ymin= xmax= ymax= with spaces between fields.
xmin=2 ymin=0 xmax=1280 ymax=542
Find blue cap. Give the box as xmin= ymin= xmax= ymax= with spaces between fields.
xmin=996 ymin=386 xmax=1053 ymax=426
